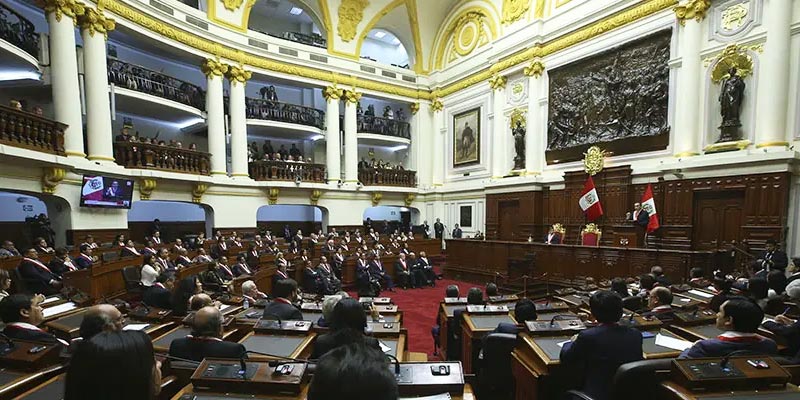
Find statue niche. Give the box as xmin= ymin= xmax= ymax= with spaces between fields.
xmin=717 ymin=67 xmax=745 ymax=142
xmin=512 ymin=120 xmax=525 ymax=170
xmin=546 ymin=30 xmax=671 ymax=164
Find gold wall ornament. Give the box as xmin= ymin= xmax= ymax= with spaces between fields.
xmin=323 ymin=85 xmax=343 ymax=101
xmin=371 ymin=192 xmax=382 ymax=206
xmin=344 ymin=89 xmax=361 ymax=104
xmin=551 ymin=223 xmax=565 ymax=235
xmin=710 ymin=44 xmax=753 ymax=84
xmin=267 ymin=188 xmax=279 ymax=205
xmin=721 ymin=3 xmax=749 ymax=31
xmin=221 ymin=0 xmax=245 ymax=12
xmin=534 ymin=0 xmax=546 ymax=18
xmin=432 ymin=98 xmax=444 ymax=112
xmin=43 ymin=0 xmax=85 ymax=24
xmin=192 ymin=183 xmax=208 ymax=203
xmin=404 ymin=193 xmax=415 ymax=207
xmin=41 ymin=167 xmax=66 ymax=194
xmin=78 ymin=7 xmax=116 ymax=37
xmin=510 ymin=108 xmax=526 ymax=129
xmin=502 ymin=0 xmax=530 ymax=24
xmin=674 ymin=0 xmax=712 ymax=25
xmin=201 ymin=58 xmax=228 ymax=77
xmin=524 ymin=59 xmax=545 ymax=78
xmin=409 ymin=103 xmax=420 ymax=115
xmin=512 ymin=82 xmax=524 ymax=95
xmin=488 ymin=74 xmax=507 ymax=90
xmin=139 ymin=178 xmax=157 ymax=200
xmin=309 ymin=189 xmax=323 ymax=205
xmin=337 ymin=0 xmax=369 ymax=42
xmin=225 ymin=65 xmax=251 ymax=84
xmin=582 ymin=146 xmax=608 ymax=176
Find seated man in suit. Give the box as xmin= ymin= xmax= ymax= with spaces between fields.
xmin=0 ymin=240 xmax=21 ymax=258
xmin=210 ymin=237 xmax=228 ymax=260
xmin=0 ymin=293 xmax=61 ymax=344
xmin=155 ymin=248 xmax=176 ymax=272
xmin=215 ymin=256 xmax=235 ymax=282
xmin=245 ymin=244 xmax=261 ymax=269
xmin=120 ymin=239 xmax=141 ymax=258
xmin=303 ymin=260 xmax=323 ymax=294
xmin=231 ymin=254 xmax=253 ymax=277
xmin=175 ymin=248 xmax=192 ymax=268
xmin=307 ymin=342 xmax=398 ymax=400
xmin=688 ymin=267 xmax=711 ymax=288
xmin=680 ymin=297 xmax=778 ymax=358
xmin=169 ymin=306 xmax=246 ymax=362
xmin=79 ymin=304 xmax=124 ymax=340
xmin=32 ymin=237 xmax=54 ymax=255
xmin=141 ymin=240 xmax=158 ymax=256
xmin=192 ymin=248 xmax=213 ymax=264
xmin=49 ymin=247 xmax=79 ymax=278
xmin=75 ymin=244 xmax=95 ymax=270
xmin=142 ymin=272 xmax=175 ymax=309
xmin=273 ymin=259 xmax=290 ymax=291
xmin=417 ymin=251 xmax=436 ymax=287
xmin=394 ymin=253 xmax=415 ymax=289
xmin=643 ymin=286 xmax=675 ymax=323
xmin=262 ymin=279 xmax=303 ymax=321
xmin=545 ymin=226 xmax=562 ymax=244
xmin=367 ymin=253 xmax=395 ymax=292
xmin=317 ymin=256 xmax=341 ymax=294
xmin=241 ymin=280 xmax=268 ymax=304
xmin=17 ymin=248 xmax=61 ymax=295
xmin=651 ymin=266 xmax=671 ymax=287
xmin=560 ymin=290 xmax=643 ymax=400
xmin=148 ymin=230 xmax=163 ymax=245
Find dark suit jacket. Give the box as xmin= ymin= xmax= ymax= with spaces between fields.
xmin=634 ymin=209 xmax=650 ymax=227
xmin=169 ymin=337 xmax=246 ymax=362
xmin=232 ymin=263 xmax=252 ymax=277
xmin=311 ymin=332 xmax=380 ymax=359
xmin=142 ymin=285 xmax=172 ymax=309
xmin=17 ymin=259 xmax=59 ymax=295
xmin=762 ymin=320 xmax=800 ymax=355
xmin=74 ymin=255 xmax=93 ymax=270
xmin=368 ymin=260 xmax=386 ymax=276
xmin=120 ymin=247 xmax=140 ymax=258
xmin=175 ymin=256 xmax=192 ymax=268
xmin=394 ymin=261 xmax=409 ymax=274
xmin=216 ymin=265 xmax=234 ymax=281
xmin=679 ymin=336 xmax=778 ymax=359
xmin=452 ymin=229 xmax=463 ymax=238
xmin=3 ymin=324 xmax=59 ymax=345
xmin=760 ymin=250 xmax=789 ymax=271
xmin=262 ymin=300 xmax=303 ymax=321
xmin=48 ymin=259 xmax=76 ymax=278
xmin=545 ymin=233 xmax=562 ymax=244
xmin=560 ymin=324 xmax=644 ymax=400
xmin=210 ymin=243 xmax=228 ymax=259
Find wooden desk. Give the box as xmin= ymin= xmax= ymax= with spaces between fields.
xmin=151 ymin=326 xmax=240 ymax=354
xmin=511 ymin=333 xmax=569 ymax=400
xmin=239 ymin=332 xmax=315 ymax=360
xmin=0 ymin=365 xmax=64 ymax=399
xmin=170 ymin=382 xmax=476 ymax=400
xmin=176 ymin=262 xmax=211 ymax=280
xmin=62 ymin=255 xmax=143 ymax=300
xmin=12 ymin=373 xmax=65 ymax=400
xmin=660 ymin=380 xmax=800 ymax=400
xmin=377 ymin=334 xmax=407 ymax=362
xmin=461 ymin=313 xmax=517 ymax=374
xmin=670 ymin=324 xmax=724 ymax=342
xmin=231 ymin=267 xmax=275 ymax=297
xmin=438 ymin=303 xmax=467 ymax=359
xmin=46 ymin=309 xmax=173 ymax=340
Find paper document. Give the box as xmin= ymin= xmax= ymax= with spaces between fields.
xmin=654 ymin=334 xmax=692 ymax=351
xmin=399 ymin=394 xmax=452 ymax=400
xmin=43 ymin=302 xmax=77 ymax=318
xmin=41 ymin=296 xmax=60 ymax=305
xmin=688 ymin=289 xmax=713 ymax=299
xmin=680 ymin=298 xmax=691 ymax=302
xmin=219 ymin=304 xmax=232 ymax=312
xmin=379 ymin=340 xmax=392 ymax=354
xmin=556 ymin=340 xmax=571 ymax=348
xmin=123 ymin=324 xmax=149 ymax=331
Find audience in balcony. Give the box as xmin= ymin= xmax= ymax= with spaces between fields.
xmin=0 ymin=240 xmax=20 ymax=258
xmin=7 ymin=99 xmax=46 ymax=118
xmin=107 ymin=57 xmax=204 ymax=108
xmin=358 ymin=157 xmax=405 ymax=171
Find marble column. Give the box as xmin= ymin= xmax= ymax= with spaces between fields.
xmin=201 ymin=59 xmax=228 ymax=176
xmin=44 ymin=0 xmax=85 ymax=158
xmin=524 ymin=60 xmax=545 ymax=175
xmin=431 ymin=99 xmax=444 ymax=186
xmin=490 ymin=75 xmax=508 ymax=178
xmin=672 ymin=1 xmax=709 ymax=157
xmin=225 ymin=65 xmax=251 ymax=178
xmin=410 ymin=102 xmax=432 ymax=186
xmin=323 ymin=85 xmax=342 ymax=183
xmin=78 ymin=8 xmax=115 ymax=163
xmin=754 ymin=0 xmax=792 ymax=149
xmin=343 ymin=90 xmax=360 ymax=183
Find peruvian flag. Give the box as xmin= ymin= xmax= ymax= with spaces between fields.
xmin=641 ymin=184 xmax=660 ymax=233
xmin=81 ymin=176 xmax=105 ymax=202
xmin=579 ymin=176 xmax=603 ymax=222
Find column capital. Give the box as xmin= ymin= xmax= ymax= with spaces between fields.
xmin=323 ymin=85 xmax=344 ymax=101
xmin=410 ymin=103 xmax=420 ymax=115
xmin=343 ymin=89 xmax=361 ymax=104
xmin=78 ymin=7 xmax=115 ymax=38
xmin=488 ymin=74 xmax=507 ymax=90
xmin=43 ymin=0 xmax=85 ymax=24
xmin=674 ymin=0 xmax=712 ymax=26
xmin=201 ymin=58 xmax=228 ymax=77
xmin=432 ymin=98 xmax=444 ymax=112
xmin=225 ymin=65 xmax=252 ymax=84
xmin=524 ymin=59 xmax=545 ymax=78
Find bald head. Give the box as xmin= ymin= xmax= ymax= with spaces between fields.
xmin=79 ymin=304 xmax=123 ymax=339
xmin=189 ymin=293 xmax=213 ymax=311
xmin=191 ymin=306 xmax=223 ymax=338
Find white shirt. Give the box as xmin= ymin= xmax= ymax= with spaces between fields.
xmin=141 ymin=264 xmax=159 ymax=287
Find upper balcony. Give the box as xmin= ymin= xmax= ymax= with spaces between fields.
xmin=0 ymin=2 xmax=38 ymax=59
xmin=0 ymin=104 xmax=65 ymax=156
xmin=0 ymin=2 xmax=41 ymax=81
xmin=113 ymin=140 xmax=211 ymax=176
xmin=358 ymin=115 xmax=411 ymax=141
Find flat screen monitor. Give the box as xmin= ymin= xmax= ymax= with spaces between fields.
xmin=80 ymin=175 xmax=133 ymax=209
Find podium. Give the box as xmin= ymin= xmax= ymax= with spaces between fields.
xmin=613 ymin=225 xmax=645 ymax=248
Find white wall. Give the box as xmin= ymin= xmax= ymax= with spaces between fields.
xmin=127 ymin=201 xmax=206 ymax=222
xmin=0 ymin=192 xmax=48 ymax=221
xmin=257 ymin=205 xmax=322 ymax=221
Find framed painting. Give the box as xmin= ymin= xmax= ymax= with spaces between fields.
xmin=460 ymin=205 xmax=473 ymax=228
xmin=453 ymin=108 xmax=480 ymax=167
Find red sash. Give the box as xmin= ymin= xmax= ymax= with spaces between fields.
xmin=24 ymin=258 xmax=52 ymax=273
xmin=717 ymin=335 xmax=762 ymax=343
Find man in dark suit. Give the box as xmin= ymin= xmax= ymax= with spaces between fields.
xmin=48 ymin=247 xmax=79 ymax=278
xmin=215 ymin=256 xmax=235 ymax=282
xmin=680 ymin=297 xmax=778 ymax=359
xmin=317 ymin=256 xmax=341 ymax=294
xmin=245 ymin=245 xmax=261 ymax=269
xmin=211 ymin=238 xmax=228 ymax=260
xmin=262 ymin=279 xmax=303 ymax=321
xmin=175 ymin=248 xmax=192 ymax=268
xmin=650 ymin=265 xmax=671 ymax=287
xmin=142 ymin=272 xmax=175 ymax=309
xmin=758 ymin=239 xmax=788 ymax=272
xmin=434 ymin=218 xmax=444 ymax=240
xmin=17 ymin=248 xmax=61 ymax=295
xmin=629 ymin=202 xmax=650 ymax=228
xmin=75 ymin=244 xmax=95 ymax=270
xmin=0 ymin=294 xmax=61 ymax=344
xmin=368 ymin=254 xmax=394 ymax=292
xmin=231 ymin=255 xmax=253 ymax=277
xmin=560 ymin=290 xmax=643 ymax=400
xmin=79 ymin=304 xmax=124 ymax=340
xmin=545 ymin=227 xmax=562 ymax=244
xmin=452 ymin=224 xmax=463 ymax=239
xmin=416 ymin=251 xmax=436 ymax=286
xmin=394 ymin=253 xmax=415 ymax=289
xmin=643 ymin=287 xmax=675 ymax=323
xmin=169 ymin=306 xmax=246 ymax=362
xmin=156 ymin=248 xmax=176 ymax=272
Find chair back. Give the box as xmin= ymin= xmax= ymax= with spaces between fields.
xmin=610 ymin=359 xmax=672 ymax=400
xmin=479 ymin=333 xmax=518 ymax=400
xmin=580 ymin=224 xmax=602 ymax=247
xmin=11 ymin=268 xmax=29 ymax=294
xmin=102 ymin=251 xmax=119 ymax=263
xmin=121 ymin=266 xmax=142 ymax=292
xmin=621 ymin=296 xmax=643 ymax=312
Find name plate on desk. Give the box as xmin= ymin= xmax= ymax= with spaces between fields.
xmin=300 ymin=302 xmax=323 ymax=311
xmin=253 ymin=319 xmax=312 ymax=334
xmin=396 ymin=362 xmax=465 ymax=397
xmin=466 ymin=305 xmax=508 ymax=314
xmin=191 ymin=358 xmax=306 ymax=395
xmin=359 ymin=297 xmax=392 ymax=305
xmin=671 ymin=356 xmax=790 ymax=392
xmin=535 ymin=302 xmax=569 ymax=312
xmin=375 ymin=305 xmax=399 ymax=313
xmin=444 ymin=297 xmax=467 ymax=304
xmin=674 ymin=309 xmax=717 ymax=326
xmin=368 ymin=321 xmax=401 ymax=334
xmin=525 ymin=319 xmax=586 ymax=336
xmin=618 ymin=313 xmax=663 ymax=330
xmin=488 ymin=295 xmax=519 ymax=304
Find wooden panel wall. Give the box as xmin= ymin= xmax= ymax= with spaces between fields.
xmin=128 ymin=221 xmax=205 ymax=243
xmin=485 ymin=191 xmax=541 ymax=240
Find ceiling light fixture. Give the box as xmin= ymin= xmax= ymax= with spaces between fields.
xmin=289 ymin=7 xmax=303 ymax=15
xmin=373 ymin=31 xmax=386 ymax=39
xmin=391 ymin=37 xmax=400 ymax=45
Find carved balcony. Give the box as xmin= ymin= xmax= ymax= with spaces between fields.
xmin=107 ymin=57 xmax=205 ymax=110
xmin=357 ymin=115 xmax=411 ymax=140
xmin=271 ymin=31 xmax=327 ymax=49
xmin=0 ymin=3 xmax=39 ymax=57
xmin=358 ymin=168 xmax=416 ymax=188
xmin=0 ymin=104 xmax=65 ymax=155
xmin=245 ymin=98 xmax=325 ymax=130
xmin=113 ymin=141 xmax=211 ymax=175
xmin=249 ymin=160 xmax=326 ymax=183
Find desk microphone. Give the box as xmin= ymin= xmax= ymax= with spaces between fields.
xmin=720 ymin=350 xmax=760 ymax=369
xmin=549 ymin=314 xmax=575 ymax=327
xmin=385 ymin=353 xmax=401 ymax=376
xmin=0 ymin=332 xmax=15 ymax=355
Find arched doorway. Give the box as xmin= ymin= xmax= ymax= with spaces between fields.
xmin=127 ymin=200 xmax=214 ymax=242
xmin=0 ymin=190 xmax=71 ymax=248
xmin=360 ymin=29 xmax=411 ymax=67
xmin=363 ymin=205 xmax=419 ymax=234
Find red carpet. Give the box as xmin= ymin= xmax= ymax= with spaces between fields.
xmin=350 ymin=278 xmax=479 ymax=357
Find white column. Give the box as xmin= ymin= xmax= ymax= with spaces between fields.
xmin=755 ymin=0 xmax=792 ymax=149
xmin=671 ymin=4 xmax=706 ymax=157
xmin=202 ymin=59 xmax=228 ymax=176
xmin=323 ymin=86 xmax=342 ymax=183
xmin=343 ymin=90 xmax=360 ymax=183
xmin=78 ymin=9 xmax=115 ymax=163
xmin=411 ymin=102 xmax=432 ymax=185
xmin=525 ymin=61 xmax=545 ymax=174
xmin=490 ymin=75 xmax=508 ymax=178
xmin=432 ymin=100 xmax=444 ymax=186
xmin=45 ymin=1 xmax=84 ymax=157
xmin=225 ymin=66 xmax=251 ymax=178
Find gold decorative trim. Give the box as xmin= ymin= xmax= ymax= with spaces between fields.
xmin=323 ymin=85 xmax=343 ymax=101
xmin=434 ymin=7 xmax=497 ymax=70
xmin=510 ymin=108 xmax=526 ymax=130
xmin=523 ymin=59 xmax=545 ymax=78
xmin=674 ymin=151 xmax=700 ymax=158
xmin=710 ymin=44 xmax=753 ymax=84
xmin=755 ymin=141 xmax=790 ymax=149
xmin=488 ymin=74 xmax=507 ymax=90
xmin=225 ymin=64 xmax=251 ymax=84
xmin=337 ymin=0 xmax=369 ymax=42
xmin=371 ymin=192 xmax=383 ymax=206
xmin=704 ymin=140 xmax=751 ymax=154
xmin=221 ymin=0 xmax=245 ymax=12
xmin=65 ymin=151 xmax=87 ymax=157
xmin=674 ymin=0 xmax=712 ymax=26
xmin=502 ymin=0 xmax=530 ymax=24
xmin=354 ymin=0 xmax=426 ymax=74
xmin=310 ymin=189 xmax=323 ymax=205
xmin=552 ymin=223 xmax=566 ymax=235
xmin=201 ymin=58 xmax=228 ymax=77
xmin=139 ymin=178 xmax=157 ymax=200
xmin=192 ymin=183 xmax=209 ymax=203
xmin=534 ymin=0 xmax=546 ymax=18
xmin=87 ymin=155 xmax=116 ymax=161
xmin=43 ymin=0 xmax=85 ymax=24
xmin=78 ymin=7 xmax=115 ymax=38
xmin=583 ymin=146 xmax=608 ymax=176
xmin=432 ymin=98 xmax=444 ymax=112
xmin=409 ymin=103 xmax=420 ymax=115
xmin=206 ymin=0 xmax=257 ymax=33
xmin=582 ymin=223 xmax=601 ymax=235
xmin=344 ymin=89 xmax=362 ymax=104
xmin=42 ymin=167 xmax=66 ymax=194
xmin=268 ymin=188 xmax=280 ymax=205
xmin=404 ymin=193 xmax=415 ymax=206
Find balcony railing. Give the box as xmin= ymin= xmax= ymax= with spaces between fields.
xmin=249 ymin=160 xmax=326 ymax=183
xmin=107 ymin=57 xmax=205 ymax=110
xmin=358 ymin=168 xmax=416 ymax=187
xmin=357 ymin=115 xmax=411 ymax=139
xmin=245 ymin=98 xmax=325 ymax=130
xmin=0 ymin=3 xmax=39 ymax=57
xmin=114 ymin=141 xmax=211 ymax=175
xmin=0 ymin=104 xmax=65 ymax=155
xmin=270 ymin=31 xmax=326 ymax=49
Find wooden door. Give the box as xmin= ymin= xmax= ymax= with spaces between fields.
xmin=692 ymin=191 xmax=745 ymax=250
xmin=498 ymin=200 xmax=520 ymax=241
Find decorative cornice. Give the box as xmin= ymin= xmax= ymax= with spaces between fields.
xmin=268 ymin=188 xmax=279 ymax=205
xmin=432 ymin=98 xmax=444 ymax=112
xmin=225 ymin=65 xmax=251 ymax=84
xmin=404 ymin=193 xmax=415 ymax=206
xmin=371 ymin=192 xmax=383 ymax=206
xmin=523 ymin=59 xmax=545 ymax=78
xmin=344 ymin=89 xmax=362 ymax=104
xmin=502 ymin=0 xmax=531 ymax=25
xmin=310 ymin=189 xmax=323 ymax=205
xmin=43 ymin=0 xmax=85 ymax=24
xmin=674 ymin=0 xmax=712 ymax=26
xmin=337 ymin=0 xmax=369 ymax=42
xmin=221 ymin=0 xmax=245 ymax=12
xmin=323 ymin=85 xmax=344 ymax=101
xmin=139 ymin=178 xmax=157 ymax=200
xmin=41 ymin=167 xmax=66 ymax=194
xmin=409 ymin=103 xmax=420 ymax=115
xmin=192 ymin=183 xmax=208 ymax=203
xmin=78 ymin=7 xmax=115 ymax=38
xmin=201 ymin=58 xmax=228 ymax=77
xmin=488 ymin=74 xmax=507 ymax=90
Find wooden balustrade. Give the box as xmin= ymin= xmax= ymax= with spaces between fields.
xmin=358 ymin=168 xmax=416 ymax=187
xmin=0 ymin=104 xmax=66 ymax=155
xmin=245 ymin=98 xmax=325 ymax=129
xmin=249 ymin=160 xmax=326 ymax=183
xmin=107 ymin=57 xmax=205 ymax=109
xmin=357 ymin=115 xmax=411 ymax=139
xmin=113 ymin=141 xmax=211 ymax=175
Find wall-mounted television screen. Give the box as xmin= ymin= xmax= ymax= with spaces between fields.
xmin=80 ymin=175 xmax=134 ymax=209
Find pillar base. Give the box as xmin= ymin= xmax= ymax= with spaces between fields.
xmin=87 ymin=155 xmax=116 ymax=164
xmin=65 ymin=151 xmax=87 ymax=158
xmin=755 ymin=141 xmax=789 ymax=149
xmin=673 ymin=151 xmax=700 ymax=158
xmin=704 ymin=140 xmax=751 ymax=154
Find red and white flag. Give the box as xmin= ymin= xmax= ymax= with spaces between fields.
xmin=641 ymin=184 xmax=660 ymax=233
xmin=579 ymin=176 xmax=603 ymax=222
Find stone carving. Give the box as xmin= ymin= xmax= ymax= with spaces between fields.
xmin=337 ymin=0 xmax=369 ymax=42
xmin=502 ymin=0 xmax=530 ymax=24
xmin=718 ymin=67 xmax=745 ymax=142
xmin=512 ymin=120 xmax=526 ymax=170
xmin=547 ymin=31 xmax=670 ymax=158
